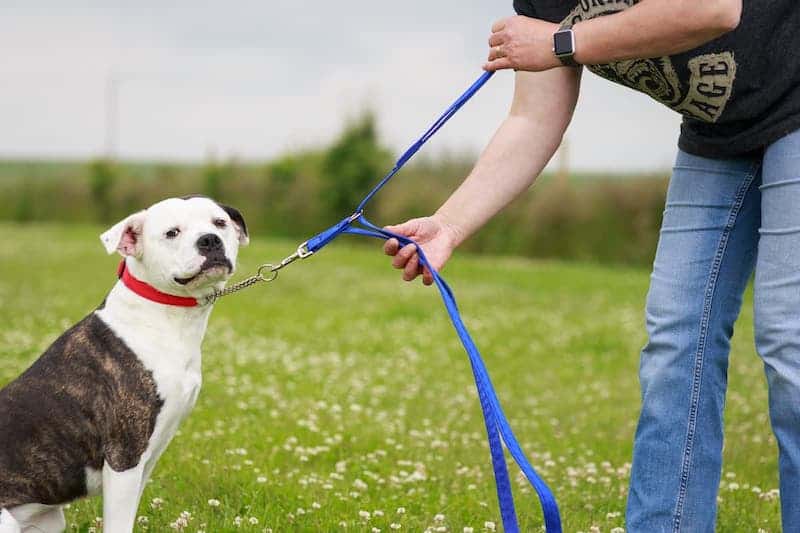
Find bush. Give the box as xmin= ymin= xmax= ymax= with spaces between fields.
xmin=0 ymin=134 xmax=669 ymax=267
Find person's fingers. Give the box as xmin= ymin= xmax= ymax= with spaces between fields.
xmin=384 ymin=238 xmax=400 ymax=256
xmin=392 ymin=243 xmax=417 ymax=269
xmin=384 ymin=219 xmax=419 ymax=238
xmin=483 ymin=57 xmax=514 ymax=72
xmin=403 ymin=253 xmax=420 ymax=281
xmin=487 ymin=45 xmax=506 ymax=61
xmin=488 ymin=32 xmax=505 ymax=47
xmin=491 ymin=18 xmax=507 ymax=32
xmin=422 ymin=266 xmax=434 ymax=286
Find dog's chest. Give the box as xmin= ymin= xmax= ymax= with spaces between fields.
xmin=95 ymin=303 xmax=207 ymax=455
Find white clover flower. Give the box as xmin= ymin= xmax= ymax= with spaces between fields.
xmin=257 ymin=476 xmax=268 ymax=483
xmin=249 ymin=517 xmax=259 ymax=525
xmin=484 ymin=521 xmax=496 ymax=531
xmin=354 ymin=479 xmax=368 ymax=490
xmin=374 ymin=510 xmax=385 ymax=517
xmin=150 ymin=497 xmax=164 ymax=510
xmin=208 ymin=499 xmax=221 ymax=507
xmin=359 ymin=510 xmax=371 ymax=520
xmin=611 ymin=528 xmax=625 ymax=533
xmin=234 ymin=516 xmax=243 ymax=527
xmin=312 ymin=502 xmax=321 ymax=509
xmin=396 ymin=507 xmax=406 ymax=515
xmin=137 ymin=516 xmax=149 ymax=525
xmin=464 ymin=528 xmax=474 ymax=533
xmin=390 ymin=524 xmax=402 ymax=530
xmin=434 ymin=514 xmax=445 ymax=522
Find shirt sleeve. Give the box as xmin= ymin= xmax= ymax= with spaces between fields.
xmin=513 ymin=1 xmax=575 ymax=24
xmin=513 ymin=0 xmax=539 ymax=17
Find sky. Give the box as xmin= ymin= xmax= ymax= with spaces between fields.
xmin=1 ymin=1 xmax=682 ymax=172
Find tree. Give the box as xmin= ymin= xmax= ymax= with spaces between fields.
xmin=321 ymin=111 xmax=391 ymax=217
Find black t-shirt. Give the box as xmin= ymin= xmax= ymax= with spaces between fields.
xmin=513 ymin=0 xmax=800 ymax=158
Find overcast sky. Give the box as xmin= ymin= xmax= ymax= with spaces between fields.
xmin=1 ymin=1 xmax=682 ymax=171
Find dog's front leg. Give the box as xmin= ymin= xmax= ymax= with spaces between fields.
xmin=101 ymin=462 xmax=146 ymax=533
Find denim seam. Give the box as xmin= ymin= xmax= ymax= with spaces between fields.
xmin=671 ymin=161 xmax=761 ymax=533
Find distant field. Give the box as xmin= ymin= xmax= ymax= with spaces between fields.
xmin=0 ymin=223 xmax=780 ymax=532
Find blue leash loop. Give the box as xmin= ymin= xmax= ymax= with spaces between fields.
xmin=297 ymin=71 xmax=562 ymax=533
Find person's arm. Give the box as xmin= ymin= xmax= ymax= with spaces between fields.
xmin=384 ymin=67 xmax=580 ymax=284
xmin=484 ymin=0 xmax=742 ymax=72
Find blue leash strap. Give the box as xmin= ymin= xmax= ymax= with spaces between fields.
xmin=302 ymin=71 xmax=562 ymax=533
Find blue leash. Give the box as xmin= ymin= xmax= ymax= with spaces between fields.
xmin=294 ymin=71 xmax=562 ymax=533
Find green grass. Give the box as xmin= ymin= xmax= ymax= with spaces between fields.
xmin=0 ymin=223 xmax=780 ymax=532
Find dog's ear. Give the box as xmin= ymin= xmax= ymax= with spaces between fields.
xmin=218 ymin=203 xmax=249 ymax=246
xmin=100 ymin=210 xmax=147 ymax=257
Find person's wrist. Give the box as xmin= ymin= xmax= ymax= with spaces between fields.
xmin=570 ymin=21 xmax=586 ymax=65
xmin=552 ymin=22 xmax=581 ymax=68
xmin=431 ymin=211 xmax=466 ymax=249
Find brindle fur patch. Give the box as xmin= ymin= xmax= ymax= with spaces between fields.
xmin=0 ymin=313 xmax=163 ymax=508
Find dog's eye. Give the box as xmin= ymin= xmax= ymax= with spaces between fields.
xmin=213 ymin=218 xmax=227 ymax=229
xmin=165 ymin=228 xmax=180 ymax=239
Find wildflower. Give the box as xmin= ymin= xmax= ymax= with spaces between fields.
xmin=464 ymin=528 xmax=474 ymax=533
xmin=249 ymin=517 xmax=259 ymax=525
xmin=434 ymin=514 xmax=445 ymax=522
xmin=390 ymin=524 xmax=402 ymax=530
xmin=359 ymin=510 xmax=371 ymax=520
xmin=397 ymin=507 xmax=406 ymax=515
xmin=484 ymin=521 xmax=496 ymax=531
xmin=150 ymin=497 xmax=164 ymax=510
xmin=257 ymin=476 xmax=268 ymax=483
xmin=208 ymin=499 xmax=221 ymax=507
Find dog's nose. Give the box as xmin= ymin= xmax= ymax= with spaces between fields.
xmin=196 ymin=233 xmax=224 ymax=254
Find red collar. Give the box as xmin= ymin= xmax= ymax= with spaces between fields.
xmin=117 ymin=260 xmax=199 ymax=307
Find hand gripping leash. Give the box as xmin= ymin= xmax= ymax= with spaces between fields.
xmin=214 ymin=71 xmax=562 ymax=533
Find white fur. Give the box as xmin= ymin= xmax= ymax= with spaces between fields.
xmin=84 ymin=467 xmax=103 ymax=497
xmin=0 ymin=505 xmax=64 ymax=533
xmin=6 ymin=197 xmax=246 ymax=533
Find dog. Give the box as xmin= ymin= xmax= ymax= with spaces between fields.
xmin=0 ymin=196 xmax=248 ymax=532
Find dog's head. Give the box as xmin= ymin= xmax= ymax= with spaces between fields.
xmin=100 ymin=196 xmax=249 ymax=298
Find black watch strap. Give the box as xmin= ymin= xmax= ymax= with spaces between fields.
xmin=553 ymin=22 xmax=579 ymax=67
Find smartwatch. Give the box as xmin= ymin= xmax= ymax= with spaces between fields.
xmin=553 ymin=23 xmax=579 ymax=67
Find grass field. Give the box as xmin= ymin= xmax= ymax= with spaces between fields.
xmin=0 ymin=223 xmax=782 ymax=532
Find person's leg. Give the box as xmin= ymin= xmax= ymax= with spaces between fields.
xmin=754 ymin=128 xmax=800 ymax=532
xmin=626 ymin=150 xmax=761 ymax=533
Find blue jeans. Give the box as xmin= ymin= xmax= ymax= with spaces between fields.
xmin=626 ymin=129 xmax=800 ymax=532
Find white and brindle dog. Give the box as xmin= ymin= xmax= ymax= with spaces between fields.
xmin=0 ymin=196 xmax=248 ymax=532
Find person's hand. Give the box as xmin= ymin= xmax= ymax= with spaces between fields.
xmin=484 ymin=16 xmax=562 ymax=72
xmin=383 ymin=215 xmax=461 ymax=286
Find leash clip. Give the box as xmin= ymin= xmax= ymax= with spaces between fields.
xmin=268 ymin=237 xmax=318 ymax=275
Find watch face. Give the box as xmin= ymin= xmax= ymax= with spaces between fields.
xmin=554 ymin=30 xmax=574 ymax=56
